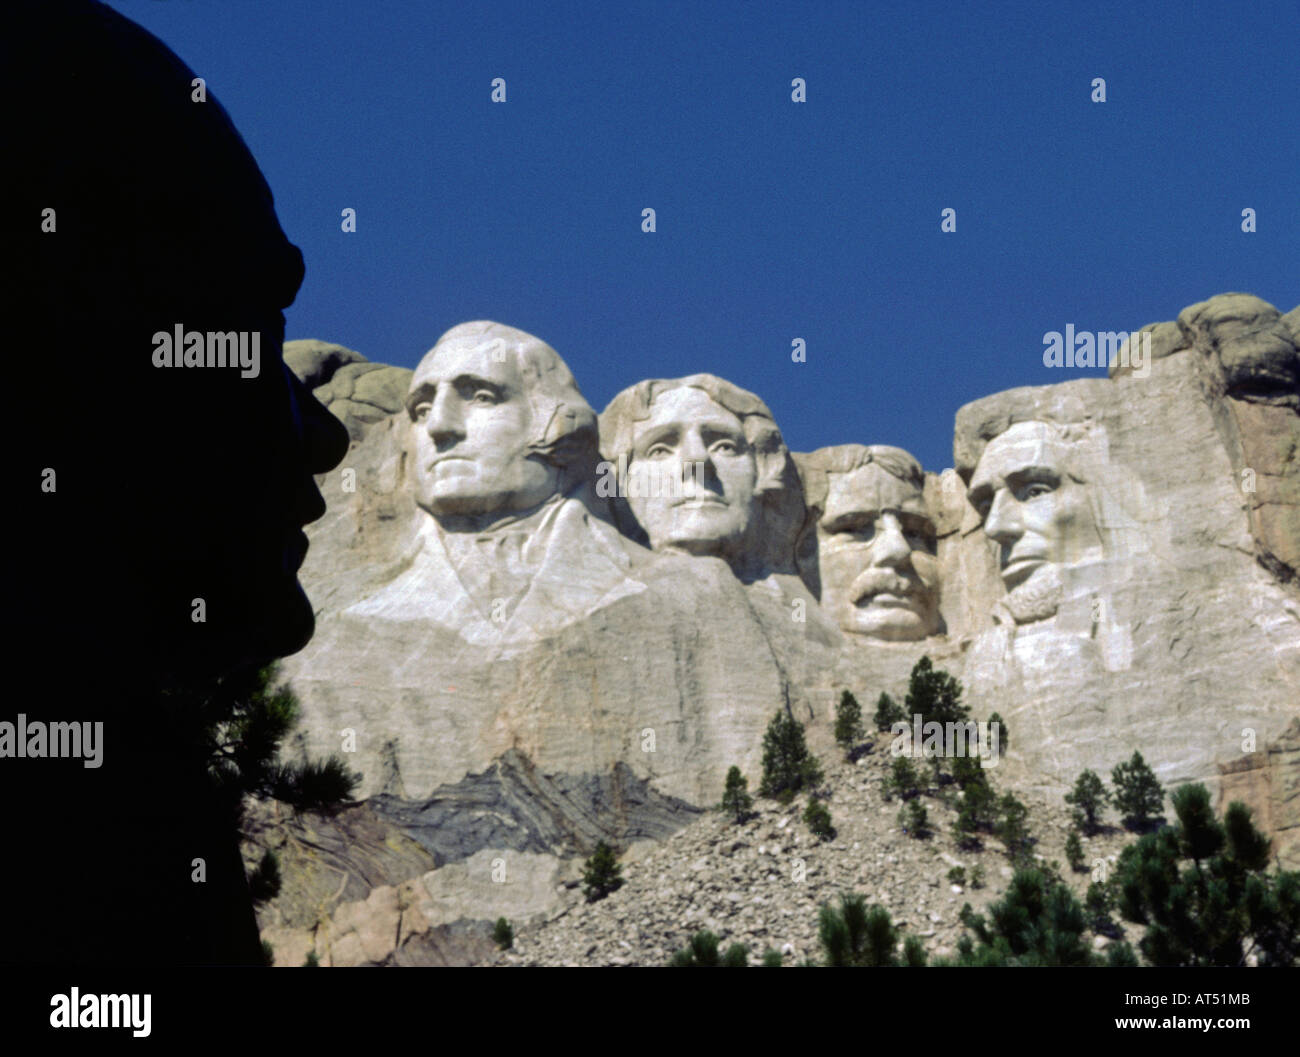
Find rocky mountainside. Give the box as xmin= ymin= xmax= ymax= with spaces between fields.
xmin=248 ymin=293 xmax=1299 ymax=966
xmin=493 ymin=730 xmax=1141 ymax=967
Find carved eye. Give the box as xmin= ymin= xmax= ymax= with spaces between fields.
xmin=644 ymin=442 xmax=673 ymax=458
xmin=834 ymin=519 xmax=876 ymax=544
xmin=711 ymin=439 xmax=740 ymax=455
xmin=412 ymin=403 xmax=431 ymax=422
xmin=1018 ymin=481 xmax=1054 ymax=501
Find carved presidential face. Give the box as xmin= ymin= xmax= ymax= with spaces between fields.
xmin=625 ymin=386 xmax=758 ymax=557
xmin=408 ymin=335 xmax=560 ymax=520
xmin=967 ymin=420 xmax=1104 ymax=594
xmin=817 ymin=463 xmax=941 ymax=640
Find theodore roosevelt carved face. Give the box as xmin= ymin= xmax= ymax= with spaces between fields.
xmin=803 ymin=445 xmax=942 ymax=641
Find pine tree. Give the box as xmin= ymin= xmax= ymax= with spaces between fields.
xmin=804 ymin=797 xmax=836 ymax=841
xmin=758 ymin=710 xmax=823 ymax=803
xmin=1065 ymin=769 xmax=1111 ymax=834
xmin=493 ymin=917 xmax=514 ymax=950
xmin=668 ymin=931 xmax=748 ymax=966
xmin=951 ymin=869 xmax=1099 ymax=966
xmin=1111 ymin=751 xmax=1165 ymax=831
xmin=899 ymin=799 xmax=930 ymax=838
xmin=818 ymin=895 xmax=903 ymax=966
xmin=886 ymin=755 xmax=923 ymax=801
xmin=1114 ymin=783 xmax=1299 ymax=966
xmin=834 ymin=690 xmax=865 ymax=756
xmin=994 ymin=791 xmax=1033 ymax=866
xmin=581 ymin=840 xmax=624 ymax=903
xmin=902 ymin=934 xmax=928 ymax=966
xmin=904 ymin=655 xmax=968 ymax=727
xmin=987 ymin=711 xmax=1008 ymax=755
xmin=954 ymin=774 xmax=997 ymax=850
xmin=873 ymin=691 xmax=905 ymax=732
xmin=760 ymin=948 xmax=783 ymax=967
xmin=720 ymin=765 xmax=753 ymax=823
xmin=1065 ymin=829 xmax=1086 ymax=872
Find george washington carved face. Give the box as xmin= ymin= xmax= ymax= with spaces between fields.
xmin=406 ymin=322 xmax=597 ymax=527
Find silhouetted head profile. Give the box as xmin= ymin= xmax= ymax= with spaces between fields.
xmin=10 ymin=0 xmax=348 ymax=966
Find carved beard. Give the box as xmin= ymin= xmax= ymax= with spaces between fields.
xmin=1000 ymin=562 xmax=1064 ymax=625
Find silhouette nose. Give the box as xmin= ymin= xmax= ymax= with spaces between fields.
xmin=870 ymin=513 xmax=912 ymax=568
xmin=983 ymin=488 xmax=1023 ymax=547
xmin=295 ymin=371 xmax=349 ymax=474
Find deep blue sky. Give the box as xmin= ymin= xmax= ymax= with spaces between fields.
xmin=108 ymin=0 xmax=1297 ymax=472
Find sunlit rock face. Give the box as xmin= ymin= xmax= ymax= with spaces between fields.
xmin=266 ymin=294 xmax=1300 ymax=964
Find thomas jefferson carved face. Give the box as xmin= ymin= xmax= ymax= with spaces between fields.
xmin=407 ymin=332 xmax=560 ymax=521
xmin=817 ymin=458 xmax=941 ymax=641
xmin=967 ymin=420 xmax=1104 ymax=598
xmin=625 ymin=386 xmax=758 ymax=556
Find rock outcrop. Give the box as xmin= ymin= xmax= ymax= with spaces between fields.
xmin=253 ymin=294 xmax=1299 ymax=966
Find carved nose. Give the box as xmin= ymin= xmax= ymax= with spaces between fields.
xmin=870 ymin=513 xmax=911 ymax=568
xmin=983 ymin=489 xmax=1023 ymax=546
xmin=425 ymin=390 xmax=465 ymax=444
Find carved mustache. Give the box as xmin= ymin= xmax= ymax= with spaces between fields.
xmin=847 ymin=567 xmax=919 ymax=605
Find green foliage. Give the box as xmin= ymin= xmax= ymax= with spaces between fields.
xmin=1065 ymin=829 xmax=1086 ymax=873
xmin=1111 ymin=751 xmax=1164 ymax=832
xmin=969 ymin=864 xmax=985 ymax=889
xmin=804 ymin=797 xmax=836 ymax=841
xmin=302 ymin=950 xmax=319 ymax=967
xmin=1114 ymin=783 xmax=1299 ymax=966
xmin=994 ymin=792 xmax=1033 ymax=866
xmin=259 ymin=940 xmax=275 ymax=967
xmin=761 ymin=948 xmax=783 ymax=967
xmin=954 ymin=775 xmax=997 ymax=850
xmin=581 ymin=840 xmax=624 ymax=903
xmin=901 ymin=934 xmax=928 ymax=966
xmin=899 ymin=799 xmax=930 ymax=838
xmin=904 ymin=655 xmax=968 ymax=727
xmin=886 ymin=755 xmax=923 ymax=801
xmin=947 ymin=866 xmax=967 ymax=886
xmin=1085 ymin=880 xmax=1122 ymax=938
xmin=986 ymin=711 xmax=1007 ymax=755
xmin=493 ymin=917 xmax=514 ymax=950
xmin=720 ymin=765 xmax=753 ymax=823
xmin=758 ymin=710 xmax=823 ymax=803
xmin=247 ymin=849 xmax=281 ymax=904
xmin=834 ymin=690 xmax=865 ymax=754
xmin=1065 ymin=769 xmax=1111 ymax=835
xmin=1105 ymin=940 xmax=1140 ymax=966
xmin=818 ymin=895 xmax=905 ymax=966
xmin=668 ymin=931 xmax=747 ymax=966
xmin=953 ymin=869 xmax=1100 ymax=966
xmin=193 ymin=664 xmax=360 ymax=823
xmin=873 ymin=691 xmax=906 ymax=733
xmin=721 ymin=943 xmax=748 ymax=967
